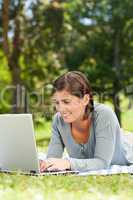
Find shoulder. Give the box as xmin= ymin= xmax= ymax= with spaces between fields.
xmin=94 ymin=102 xmax=114 ymax=116
xmin=93 ymin=102 xmax=119 ymax=129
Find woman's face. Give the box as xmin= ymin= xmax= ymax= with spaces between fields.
xmin=52 ymin=90 xmax=89 ymax=123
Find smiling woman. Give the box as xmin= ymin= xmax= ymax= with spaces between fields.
xmin=40 ymin=71 xmax=133 ymax=172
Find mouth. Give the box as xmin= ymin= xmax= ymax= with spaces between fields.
xmin=62 ymin=112 xmax=72 ymax=118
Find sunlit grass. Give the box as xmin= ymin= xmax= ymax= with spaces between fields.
xmin=122 ymin=109 xmax=133 ymax=132
xmin=0 ymin=174 xmax=133 ymax=200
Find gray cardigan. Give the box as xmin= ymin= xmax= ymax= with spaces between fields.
xmin=46 ymin=103 xmax=132 ymax=171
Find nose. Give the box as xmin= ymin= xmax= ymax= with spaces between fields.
xmin=56 ymin=102 xmax=67 ymax=113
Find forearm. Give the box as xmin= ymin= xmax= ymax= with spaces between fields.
xmin=68 ymin=157 xmax=108 ymax=171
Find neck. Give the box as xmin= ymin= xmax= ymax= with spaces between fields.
xmin=71 ymin=116 xmax=91 ymax=132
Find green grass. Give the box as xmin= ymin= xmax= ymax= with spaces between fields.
xmin=122 ymin=109 xmax=133 ymax=132
xmin=0 ymin=174 xmax=133 ymax=200
xmin=102 ymin=99 xmax=133 ymax=132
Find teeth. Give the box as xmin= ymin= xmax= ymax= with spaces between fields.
xmin=62 ymin=112 xmax=72 ymax=116
xmin=63 ymin=113 xmax=71 ymax=116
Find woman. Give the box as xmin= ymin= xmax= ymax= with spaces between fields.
xmin=40 ymin=71 xmax=133 ymax=172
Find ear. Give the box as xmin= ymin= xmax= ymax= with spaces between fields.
xmin=82 ymin=94 xmax=90 ymax=106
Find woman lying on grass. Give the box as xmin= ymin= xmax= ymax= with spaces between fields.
xmin=40 ymin=71 xmax=133 ymax=172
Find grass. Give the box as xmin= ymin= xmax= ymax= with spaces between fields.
xmin=0 ymin=174 xmax=133 ymax=200
xmin=122 ymin=109 xmax=133 ymax=132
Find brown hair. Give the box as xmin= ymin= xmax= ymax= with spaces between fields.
xmin=52 ymin=71 xmax=94 ymax=117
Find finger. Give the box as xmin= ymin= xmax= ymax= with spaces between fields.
xmin=46 ymin=166 xmax=59 ymax=171
xmin=39 ymin=160 xmax=44 ymax=166
xmin=40 ymin=161 xmax=47 ymax=172
xmin=39 ymin=160 xmax=43 ymax=169
xmin=40 ymin=160 xmax=54 ymax=172
xmin=45 ymin=160 xmax=53 ymax=168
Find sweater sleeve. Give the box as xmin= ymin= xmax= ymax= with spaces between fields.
xmin=68 ymin=107 xmax=118 ymax=171
xmin=46 ymin=114 xmax=64 ymax=158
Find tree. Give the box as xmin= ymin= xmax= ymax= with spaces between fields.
xmin=62 ymin=0 xmax=133 ymax=125
xmin=1 ymin=0 xmax=66 ymax=116
xmin=2 ymin=0 xmax=24 ymax=113
xmin=1 ymin=0 xmax=133 ymax=124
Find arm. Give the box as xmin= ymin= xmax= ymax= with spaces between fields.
xmin=46 ymin=114 xmax=64 ymax=158
xmin=68 ymin=108 xmax=118 ymax=171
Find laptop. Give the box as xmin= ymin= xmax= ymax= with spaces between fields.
xmin=0 ymin=114 xmax=78 ymax=176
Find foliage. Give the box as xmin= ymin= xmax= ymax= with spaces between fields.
xmin=0 ymin=0 xmax=133 ymax=123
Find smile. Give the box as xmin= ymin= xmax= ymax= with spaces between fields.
xmin=62 ymin=113 xmax=72 ymax=117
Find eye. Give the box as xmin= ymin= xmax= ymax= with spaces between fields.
xmin=63 ymin=100 xmax=71 ymax=104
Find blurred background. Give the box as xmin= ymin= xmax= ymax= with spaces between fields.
xmin=0 ymin=0 xmax=133 ymax=144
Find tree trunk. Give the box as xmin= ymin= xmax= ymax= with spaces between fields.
xmin=2 ymin=1 xmax=27 ymax=113
xmin=112 ymin=30 xmax=122 ymax=125
xmin=2 ymin=0 xmax=10 ymax=59
xmin=112 ymin=81 xmax=121 ymax=125
xmin=8 ymin=17 xmax=22 ymax=113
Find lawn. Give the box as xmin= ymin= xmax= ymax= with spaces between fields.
xmin=0 ymin=173 xmax=133 ymax=200
xmin=122 ymin=109 xmax=133 ymax=132
xmin=0 ymin=108 xmax=133 ymax=200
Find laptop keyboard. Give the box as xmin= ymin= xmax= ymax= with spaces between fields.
xmin=0 ymin=169 xmax=79 ymax=176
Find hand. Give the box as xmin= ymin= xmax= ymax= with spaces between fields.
xmin=39 ymin=159 xmax=53 ymax=172
xmin=39 ymin=158 xmax=71 ymax=172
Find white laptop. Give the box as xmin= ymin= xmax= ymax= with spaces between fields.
xmin=0 ymin=114 xmax=78 ymax=176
